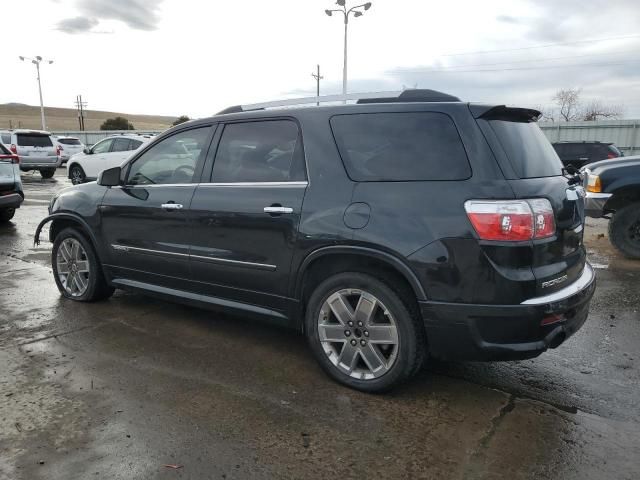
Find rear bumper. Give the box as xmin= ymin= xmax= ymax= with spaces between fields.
xmin=19 ymin=157 xmax=61 ymax=170
xmin=0 ymin=192 xmax=24 ymax=209
xmin=585 ymin=192 xmax=612 ymax=218
xmin=420 ymin=263 xmax=596 ymax=361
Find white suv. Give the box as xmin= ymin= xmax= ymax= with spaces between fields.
xmin=54 ymin=136 xmax=85 ymax=164
xmin=67 ymin=134 xmax=153 ymax=184
xmin=1 ymin=129 xmax=60 ymax=178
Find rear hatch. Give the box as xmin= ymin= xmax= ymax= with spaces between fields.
xmin=16 ymin=132 xmax=57 ymax=162
xmin=475 ymin=106 xmax=586 ymax=297
xmin=0 ymin=144 xmax=18 ymax=193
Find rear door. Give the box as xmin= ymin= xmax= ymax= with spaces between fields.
xmin=480 ymin=113 xmax=586 ymax=297
xmin=188 ymin=119 xmax=307 ymax=312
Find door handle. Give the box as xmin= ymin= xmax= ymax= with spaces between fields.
xmin=161 ymin=203 xmax=183 ymax=210
xmin=264 ymin=206 xmax=293 ymax=214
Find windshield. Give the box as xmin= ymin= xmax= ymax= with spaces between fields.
xmin=487 ymin=120 xmax=563 ymax=178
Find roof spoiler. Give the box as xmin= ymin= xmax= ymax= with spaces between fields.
xmin=471 ymin=104 xmax=541 ymax=122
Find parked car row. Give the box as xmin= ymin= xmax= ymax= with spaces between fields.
xmin=552 ymin=141 xmax=623 ymax=169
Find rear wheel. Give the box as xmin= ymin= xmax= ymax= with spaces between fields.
xmin=69 ymin=165 xmax=86 ymax=185
xmin=305 ymin=272 xmax=425 ymax=392
xmin=609 ymin=201 xmax=640 ymax=259
xmin=0 ymin=208 xmax=15 ymax=223
xmin=40 ymin=168 xmax=56 ymax=179
xmin=52 ymin=227 xmax=114 ymax=301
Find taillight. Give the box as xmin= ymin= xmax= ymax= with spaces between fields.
xmin=606 ymin=152 xmax=616 ymax=159
xmin=0 ymin=154 xmax=19 ymax=164
xmin=464 ymin=199 xmax=556 ymax=242
xmin=56 ymin=145 xmax=61 ymax=156
xmin=587 ymin=175 xmax=602 ymax=193
xmin=10 ymin=144 xmax=17 ymax=154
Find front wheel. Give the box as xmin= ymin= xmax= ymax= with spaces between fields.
xmin=305 ymin=272 xmax=425 ymax=392
xmin=609 ymin=201 xmax=640 ymax=259
xmin=69 ymin=165 xmax=86 ymax=185
xmin=40 ymin=168 xmax=56 ymax=179
xmin=0 ymin=208 xmax=15 ymax=223
xmin=52 ymin=227 xmax=114 ymax=301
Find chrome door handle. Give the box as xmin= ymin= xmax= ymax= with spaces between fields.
xmin=161 ymin=203 xmax=183 ymax=210
xmin=264 ymin=206 xmax=293 ymax=214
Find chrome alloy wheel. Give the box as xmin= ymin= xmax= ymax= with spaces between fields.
xmin=56 ymin=238 xmax=90 ymax=297
xmin=318 ymin=289 xmax=399 ymax=380
xmin=70 ymin=167 xmax=84 ymax=185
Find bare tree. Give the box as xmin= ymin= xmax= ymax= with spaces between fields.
xmin=553 ymin=88 xmax=582 ymax=121
xmin=532 ymin=104 xmax=556 ymax=122
xmin=581 ymin=100 xmax=624 ymax=121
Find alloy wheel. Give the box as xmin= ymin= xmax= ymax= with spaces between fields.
xmin=318 ymin=289 xmax=399 ymax=380
xmin=56 ymin=238 xmax=90 ymax=297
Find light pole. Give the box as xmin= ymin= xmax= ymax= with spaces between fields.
xmin=325 ymin=1 xmax=372 ymax=95
xmin=19 ymin=55 xmax=54 ymax=131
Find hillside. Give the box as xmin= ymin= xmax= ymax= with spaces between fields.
xmin=0 ymin=103 xmax=176 ymax=131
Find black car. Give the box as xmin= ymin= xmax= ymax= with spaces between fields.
xmin=35 ymin=90 xmax=595 ymax=392
xmin=553 ymin=141 xmax=623 ymax=169
xmin=0 ymin=142 xmax=24 ymax=222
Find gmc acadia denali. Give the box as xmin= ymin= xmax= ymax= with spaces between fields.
xmin=35 ymin=90 xmax=596 ymax=392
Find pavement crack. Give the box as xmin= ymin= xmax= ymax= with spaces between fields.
xmin=17 ymin=324 xmax=102 ymax=347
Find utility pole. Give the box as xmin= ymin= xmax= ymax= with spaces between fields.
xmin=19 ymin=56 xmax=54 ymax=131
xmin=75 ymin=95 xmax=87 ymax=131
xmin=311 ymin=65 xmax=323 ymax=105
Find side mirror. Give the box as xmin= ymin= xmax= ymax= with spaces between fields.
xmin=83 ymin=147 xmax=91 ymax=154
xmin=98 ymin=166 xmax=122 ymax=187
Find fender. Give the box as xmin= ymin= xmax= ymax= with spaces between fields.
xmin=34 ymin=213 xmax=104 ymax=262
xmin=293 ymin=245 xmax=427 ymax=301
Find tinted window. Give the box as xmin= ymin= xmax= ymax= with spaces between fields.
xmin=1 ymin=134 xmax=11 ymax=144
xmin=129 ymin=140 xmax=142 ymax=150
xmin=58 ymin=138 xmax=81 ymax=145
xmin=212 ymin=120 xmax=305 ymax=183
xmin=92 ymin=139 xmax=113 ymax=154
xmin=0 ymin=143 xmax=10 ymax=155
xmin=488 ymin=120 xmax=563 ymax=178
xmin=127 ymin=127 xmax=211 ymax=185
xmin=609 ymin=145 xmax=622 ymax=156
xmin=330 ymin=112 xmax=470 ymax=181
xmin=17 ymin=134 xmax=53 ymax=147
xmin=111 ymin=138 xmax=132 ymax=152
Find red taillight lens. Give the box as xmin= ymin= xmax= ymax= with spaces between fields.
xmin=10 ymin=144 xmax=17 ymax=154
xmin=56 ymin=145 xmax=61 ymax=155
xmin=0 ymin=154 xmax=19 ymax=164
xmin=465 ymin=199 xmax=556 ymax=242
xmin=607 ymin=153 xmax=616 ymax=159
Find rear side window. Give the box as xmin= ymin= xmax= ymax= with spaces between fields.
xmin=487 ymin=120 xmax=562 ymax=178
xmin=58 ymin=138 xmax=81 ymax=145
xmin=111 ymin=138 xmax=131 ymax=152
xmin=129 ymin=140 xmax=142 ymax=150
xmin=330 ymin=112 xmax=470 ymax=181
xmin=17 ymin=134 xmax=53 ymax=147
xmin=1 ymin=134 xmax=10 ymax=144
xmin=212 ymin=120 xmax=306 ymax=183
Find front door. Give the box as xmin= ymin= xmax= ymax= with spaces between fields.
xmin=189 ymin=119 xmax=307 ymax=312
xmin=99 ymin=126 xmax=215 ymax=288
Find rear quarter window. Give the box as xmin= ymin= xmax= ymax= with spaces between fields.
xmin=1 ymin=134 xmax=10 ymax=144
xmin=58 ymin=138 xmax=81 ymax=145
xmin=17 ymin=134 xmax=53 ymax=147
xmin=330 ymin=112 xmax=470 ymax=181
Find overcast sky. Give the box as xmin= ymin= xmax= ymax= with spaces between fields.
xmin=3 ymin=0 xmax=640 ymax=119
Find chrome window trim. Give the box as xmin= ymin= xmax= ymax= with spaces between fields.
xmin=111 ymin=244 xmax=276 ymax=271
xmin=198 ymin=181 xmax=308 ymax=188
xmin=520 ymin=263 xmax=594 ymax=305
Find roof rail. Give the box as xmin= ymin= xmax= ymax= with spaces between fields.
xmin=216 ymin=89 xmax=461 ymax=115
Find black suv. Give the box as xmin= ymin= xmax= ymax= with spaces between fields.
xmin=553 ymin=141 xmax=623 ymax=169
xmin=35 ymin=90 xmax=595 ymax=392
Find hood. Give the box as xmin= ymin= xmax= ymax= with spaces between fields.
xmin=584 ymin=155 xmax=640 ymax=173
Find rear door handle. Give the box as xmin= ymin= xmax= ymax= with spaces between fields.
xmin=264 ymin=206 xmax=293 ymax=214
xmin=161 ymin=203 xmax=183 ymax=210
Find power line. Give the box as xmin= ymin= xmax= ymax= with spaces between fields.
xmin=311 ymin=64 xmax=323 ymax=105
xmin=435 ymin=33 xmax=640 ymax=57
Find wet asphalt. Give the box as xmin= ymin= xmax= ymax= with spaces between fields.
xmin=0 ymin=169 xmax=638 ymax=480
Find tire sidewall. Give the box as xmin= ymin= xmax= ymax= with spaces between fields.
xmin=70 ymin=165 xmax=85 ymax=184
xmin=40 ymin=169 xmax=55 ymax=179
xmin=0 ymin=208 xmax=15 ymax=222
xmin=52 ymin=228 xmax=101 ymax=301
xmin=609 ymin=202 xmax=640 ymax=259
xmin=305 ymin=272 xmax=419 ymax=392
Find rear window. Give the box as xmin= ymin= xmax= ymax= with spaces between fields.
xmin=487 ymin=121 xmax=562 ymax=178
xmin=17 ymin=134 xmax=53 ymax=147
xmin=58 ymin=138 xmax=81 ymax=145
xmin=330 ymin=112 xmax=470 ymax=181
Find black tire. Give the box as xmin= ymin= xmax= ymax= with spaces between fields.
xmin=0 ymin=208 xmax=15 ymax=223
xmin=51 ymin=227 xmax=115 ymax=302
xmin=305 ymin=272 xmax=426 ymax=393
xmin=40 ymin=168 xmax=56 ymax=179
xmin=608 ymin=201 xmax=640 ymax=259
xmin=69 ymin=165 xmax=86 ymax=185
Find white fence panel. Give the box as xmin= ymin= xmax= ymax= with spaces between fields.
xmin=539 ymin=120 xmax=640 ymax=156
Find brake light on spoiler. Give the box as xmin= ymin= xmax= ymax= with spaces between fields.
xmin=464 ymin=199 xmax=555 ymax=241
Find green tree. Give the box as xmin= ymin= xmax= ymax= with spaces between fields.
xmin=100 ymin=116 xmax=134 ymax=130
xmin=172 ymin=115 xmax=191 ymax=126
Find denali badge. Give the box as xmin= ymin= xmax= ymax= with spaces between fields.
xmin=542 ymin=274 xmax=568 ymax=289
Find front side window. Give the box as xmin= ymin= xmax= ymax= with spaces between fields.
xmin=212 ymin=120 xmax=306 ymax=183
xmin=91 ymin=139 xmax=113 ymax=154
xmin=126 ymin=127 xmax=211 ymax=185
xmin=330 ymin=112 xmax=470 ymax=181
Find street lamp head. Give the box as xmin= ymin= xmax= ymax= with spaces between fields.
xmin=336 ymin=0 xmax=346 ymax=6
xmin=325 ymin=9 xmax=332 ymax=16
xmin=354 ymin=11 xmax=363 ymax=17
xmin=19 ymin=56 xmax=25 ymax=61
xmin=48 ymin=60 xmax=54 ymax=64
xmin=364 ymin=2 xmax=372 ymax=10
xmin=32 ymin=60 xmax=38 ymax=65
xmin=36 ymin=55 xmax=42 ymax=61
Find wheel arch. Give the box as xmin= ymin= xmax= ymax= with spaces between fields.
xmin=35 ymin=213 xmax=104 ymax=262
xmin=604 ymin=186 xmax=640 ymax=212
